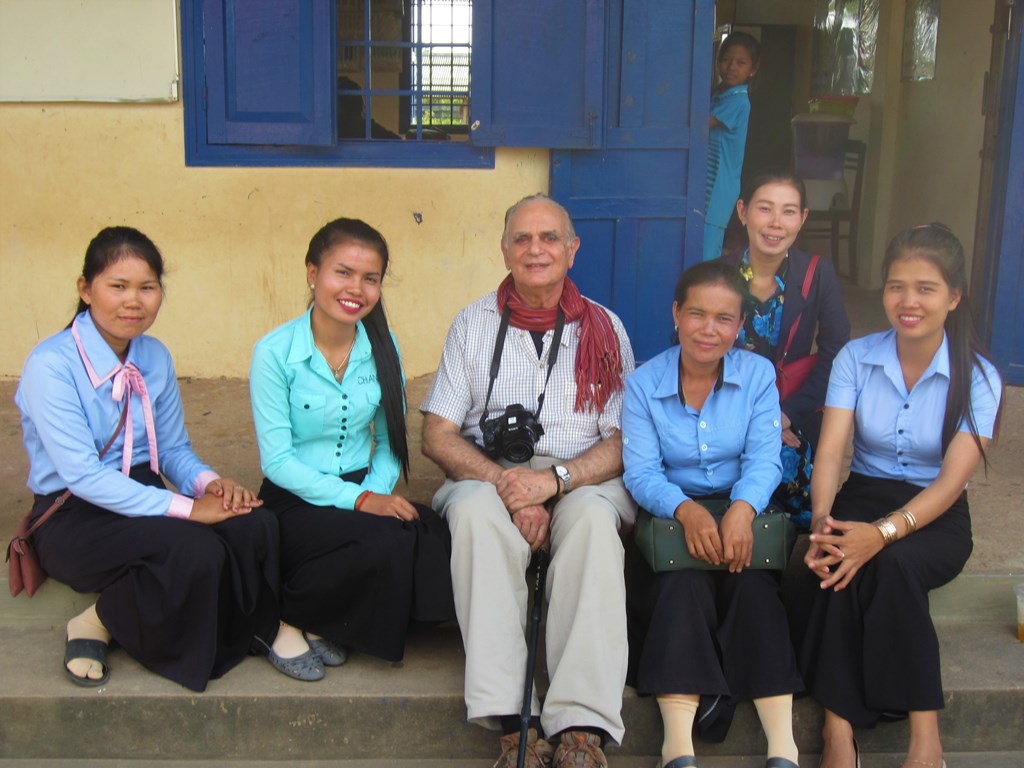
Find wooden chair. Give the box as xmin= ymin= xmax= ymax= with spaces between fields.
xmin=801 ymin=139 xmax=866 ymax=277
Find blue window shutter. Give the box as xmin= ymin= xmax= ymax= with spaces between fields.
xmin=203 ymin=0 xmax=335 ymax=146
xmin=471 ymin=0 xmax=604 ymax=148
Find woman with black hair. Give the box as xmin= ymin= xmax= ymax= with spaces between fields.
xmin=623 ymin=261 xmax=802 ymax=768
xmin=250 ymin=218 xmax=454 ymax=681
xmin=798 ymin=224 xmax=1003 ymax=768
xmin=721 ymin=169 xmax=850 ymax=528
xmin=16 ymin=226 xmax=280 ymax=690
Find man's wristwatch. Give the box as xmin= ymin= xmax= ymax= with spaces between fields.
xmin=553 ymin=464 xmax=572 ymax=494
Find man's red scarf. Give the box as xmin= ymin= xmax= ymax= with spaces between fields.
xmin=497 ymin=275 xmax=624 ymax=413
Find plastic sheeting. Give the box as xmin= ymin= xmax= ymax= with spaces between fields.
xmin=901 ymin=0 xmax=941 ymax=81
xmin=811 ymin=0 xmax=879 ymax=96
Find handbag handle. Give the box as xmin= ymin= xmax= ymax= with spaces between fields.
xmin=17 ymin=405 xmax=129 ymax=544
xmin=779 ymin=254 xmax=820 ymax=364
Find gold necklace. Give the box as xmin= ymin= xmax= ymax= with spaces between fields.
xmin=318 ymin=334 xmax=356 ymax=381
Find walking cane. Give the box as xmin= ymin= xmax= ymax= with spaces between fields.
xmin=516 ymin=545 xmax=550 ymax=768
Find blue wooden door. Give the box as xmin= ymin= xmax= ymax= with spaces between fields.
xmin=551 ymin=0 xmax=714 ymax=362
xmin=979 ymin=6 xmax=1024 ymax=385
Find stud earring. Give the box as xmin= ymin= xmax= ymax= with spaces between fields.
xmin=309 ymin=284 xmax=315 ymax=290
xmin=673 ymin=325 xmax=678 ymax=333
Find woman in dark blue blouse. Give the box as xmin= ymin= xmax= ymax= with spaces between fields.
xmin=721 ymin=170 xmax=851 ymax=526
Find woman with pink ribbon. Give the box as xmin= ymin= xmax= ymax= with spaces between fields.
xmin=15 ymin=226 xmax=282 ymax=690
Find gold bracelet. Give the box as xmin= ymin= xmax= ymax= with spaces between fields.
xmin=874 ymin=517 xmax=899 ymax=546
xmin=893 ymin=507 xmax=918 ymax=534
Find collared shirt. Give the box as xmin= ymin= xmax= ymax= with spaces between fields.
xmin=622 ymin=346 xmax=782 ymax=519
xmin=420 ymin=291 xmax=635 ymax=461
xmin=827 ymin=329 xmax=1002 ymax=486
xmin=250 ymin=309 xmax=402 ymax=509
xmin=16 ymin=311 xmax=215 ymax=518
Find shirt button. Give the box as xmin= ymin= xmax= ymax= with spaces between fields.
xmin=897 ymin=451 xmax=903 ymax=456
xmin=336 ymin=442 xmax=342 ymax=448
xmin=335 ymin=452 xmax=341 ymax=457
xmin=342 ymin=406 xmax=348 ymax=411
xmin=699 ymin=421 xmax=707 ymax=429
xmin=303 ymin=404 xmax=310 ymax=410
xmin=342 ymin=418 xmax=348 ymax=423
xmin=342 ymin=394 xmax=348 ymax=400
xmin=898 ymin=429 xmax=904 ymax=435
xmin=701 ymin=444 xmax=708 ymax=452
xmin=341 ymin=425 xmax=347 ymax=431
xmin=903 ymin=404 xmax=910 ymax=409
xmin=706 ymin=468 xmax=714 ymax=475
xmin=773 ymin=420 xmax=780 ymax=428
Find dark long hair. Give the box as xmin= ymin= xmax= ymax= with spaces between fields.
xmin=68 ymin=226 xmax=165 ymax=327
xmin=740 ymin=168 xmax=807 ymax=210
xmin=305 ymin=218 xmax=410 ymax=479
xmin=882 ymin=223 xmax=1002 ymax=464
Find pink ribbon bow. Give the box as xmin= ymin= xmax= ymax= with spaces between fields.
xmin=110 ymin=362 xmax=159 ymax=476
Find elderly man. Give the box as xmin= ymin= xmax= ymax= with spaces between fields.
xmin=421 ymin=194 xmax=636 ymax=767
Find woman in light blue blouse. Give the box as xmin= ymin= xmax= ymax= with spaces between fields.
xmin=623 ymin=261 xmax=802 ymax=768
xmin=16 ymin=227 xmax=280 ymax=691
xmin=250 ymin=218 xmax=454 ymax=682
xmin=798 ymin=224 xmax=1003 ymax=768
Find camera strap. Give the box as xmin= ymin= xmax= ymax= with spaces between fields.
xmin=478 ymin=305 xmax=565 ymax=434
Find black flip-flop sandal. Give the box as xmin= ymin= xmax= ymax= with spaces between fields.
xmin=63 ymin=637 xmax=110 ymax=687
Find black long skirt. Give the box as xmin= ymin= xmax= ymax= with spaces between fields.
xmin=628 ymin=550 xmax=803 ymax=699
xmin=259 ymin=477 xmax=455 ymax=662
xmin=31 ymin=466 xmax=281 ymax=692
xmin=793 ymin=472 xmax=972 ymax=727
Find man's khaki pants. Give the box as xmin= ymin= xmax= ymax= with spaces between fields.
xmin=433 ymin=461 xmax=635 ymax=745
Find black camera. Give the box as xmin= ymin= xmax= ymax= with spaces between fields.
xmin=481 ymin=404 xmax=545 ymax=463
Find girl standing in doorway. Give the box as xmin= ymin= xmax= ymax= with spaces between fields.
xmin=704 ymin=31 xmax=760 ymax=262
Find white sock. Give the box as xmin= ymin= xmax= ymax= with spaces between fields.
xmin=754 ymin=693 xmax=799 ymax=763
xmin=657 ymin=693 xmax=699 ymax=765
xmin=271 ymin=622 xmax=311 ymax=658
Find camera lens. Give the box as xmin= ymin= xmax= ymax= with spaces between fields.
xmin=504 ymin=439 xmax=535 ymax=464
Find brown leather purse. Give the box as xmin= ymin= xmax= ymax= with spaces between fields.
xmin=6 ymin=406 xmax=128 ymax=597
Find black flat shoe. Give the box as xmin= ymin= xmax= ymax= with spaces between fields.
xmin=63 ymin=637 xmax=110 ymax=687
xmin=818 ymin=738 xmax=860 ymax=768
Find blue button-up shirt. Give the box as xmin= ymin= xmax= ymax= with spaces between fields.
xmin=622 ymin=346 xmax=782 ymax=519
xmin=250 ymin=309 xmax=402 ymax=509
xmin=827 ymin=329 xmax=1002 ymax=486
xmin=16 ymin=311 xmax=214 ymax=517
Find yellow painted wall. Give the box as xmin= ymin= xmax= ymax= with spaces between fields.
xmin=855 ymin=0 xmax=989 ymax=287
xmin=0 ymin=101 xmax=549 ymax=379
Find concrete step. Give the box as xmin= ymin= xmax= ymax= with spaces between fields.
xmin=3 ymin=571 xmax=1021 ymax=761
xmin=1 ymin=757 xmax=1024 ymax=768
xmin=4 ymin=571 xmax=1022 ymax=631
xmin=0 ymin=616 xmax=1021 ymax=762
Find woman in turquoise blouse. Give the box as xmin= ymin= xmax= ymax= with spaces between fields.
xmin=250 ymin=218 xmax=454 ymax=681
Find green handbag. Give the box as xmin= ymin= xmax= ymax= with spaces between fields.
xmin=634 ymin=498 xmax=796 ymax=571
